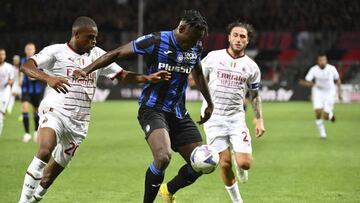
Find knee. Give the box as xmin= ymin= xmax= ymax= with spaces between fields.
xmin=36 ymin=148 xmax=52 ymax=163
xmin=237 ymin=160 xmax=251 ymax=170
xmin=220 ymin=158 xmax=232 ymax=171
xmin=154 ymin=151 xmax=171 ymax=170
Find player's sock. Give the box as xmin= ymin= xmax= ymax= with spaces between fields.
xmin=31 ymin=185 xmax=47 ymax=202
xmin=7 ymin=95 xmax=15 ymax=114
xmin=225 ymin=181 xmax=243 ymax=203
xmin=19 ymin=157 xmax=47 ymax=202
xmin=143 ymin=162 xmax=164 ymax=203
xmin=315 ymin=119 xmax=326 ymax=138
xmin=34 ymin=112 xmax=40 ymax=131
xmin=167 ymin=164 xmax=202 ymax=194
xmin=23 ymin=113 xmax=30 ymax=134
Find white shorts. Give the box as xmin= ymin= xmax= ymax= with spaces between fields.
xmin=0 ymin=86 xmax=11 ymax=113
xmin=38 ymin=108 xmax=86 ymax=167
xmin=312 ymin=88 xmax=336 ymax=113
xmin=11 ymin=85 xmax=21 ymax=95
xmin=204 ymin=116 xmax=252 ymax=154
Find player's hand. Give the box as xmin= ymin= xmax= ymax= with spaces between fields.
xmin=197 ymin=103 xmax=213 ymax=125
xmin=46 ymin=76 xmax=71 ymax=94
xmin=255 ymin=118 xmax=265 ymax=138
xmin=147 ymin=71 xmax=171 ymax=83
xmin=72 ymin=69 xmax=87 ymax=80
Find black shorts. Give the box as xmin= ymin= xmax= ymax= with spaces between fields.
xmin=137 ymin=105 xmax=203 ymax=151
xmin=21 ymin=92 xmax=43 ymax=108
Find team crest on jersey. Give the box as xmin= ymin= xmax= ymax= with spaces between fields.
xmin=183 ymin=52 xmax=198 ymax=63
xmin=177 ymin=53 xmax=184 ymax=63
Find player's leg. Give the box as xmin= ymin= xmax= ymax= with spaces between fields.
xmin=0 ymin=112 xmax=4 ymax=137
xmin=21 ymin=93 xmax=31 ymax=142
xmin=138 ymin=106 xmax=172 ymax=203
xmin=312 ymin=89 xmax=326 ymax=138
xmin=162 ymin=115 xmax=203 ymax=200
xmin=144 ymin=128 xmax=172 ymax=202
xmin=7 ymin=92 xmax=16 ymax=114
xmin=31 ymin=94 xmax=41 ymax=142
xmin=19 ymin=127 xmax=56 ymax=203
xmin=322 ymin=92 xmax=336 ymax=123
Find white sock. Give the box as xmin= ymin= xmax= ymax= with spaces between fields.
xmin=225 ymin=181 xmax=243 ymax=203
xmin=31 ymin=185 xmax=47 ymax=202
xmin=19 ymin=157 xmax=47 ymax=203
xmin=7 ymin=95 xmax=15 ymax=113
xmin=315 ymin=119 xmax=326 ymax=137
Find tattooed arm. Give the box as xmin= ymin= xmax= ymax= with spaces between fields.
xmin=249 ymin=89 xmax=265 ymax=137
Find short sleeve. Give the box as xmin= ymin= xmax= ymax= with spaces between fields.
xmin=131 ymin=33 xmax=157 ymax=55
xmin=247 ymin=64 xmax=261 ymax=90
xmin=332 ymin=66 xmax=340 ymax=80
xmin=201 ymin=52 xmax=214 ymax=78
xmin=30 ymin=45 xmax=57 ymax=70
xmin=305 ymin=68 xmax=314 ymax=82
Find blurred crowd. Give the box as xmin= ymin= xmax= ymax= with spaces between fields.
xmin=1 ymin=0 xmax=359 ymax=33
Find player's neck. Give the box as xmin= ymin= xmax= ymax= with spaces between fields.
xmin=227 ymin=48 xmax=245 ymax=59
xmin=68 ymin=40 xmax=84 ymax=55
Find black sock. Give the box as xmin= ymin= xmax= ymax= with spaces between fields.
xmin=167 ymin=164 xmax=202 ymax=194
xmin=144 ymin=162 xmax=164 ymax=203
xmin=22 ymin=113 xmax=29 ymax=133
xmin=34 ymin=112 xmax=39 ymax=131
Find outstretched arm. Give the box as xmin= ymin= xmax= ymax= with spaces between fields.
xmin=115 ymin=70 xmax=171 ymax=84
xmin=298 ymin=79 xmax=314 ymax=88
xmin=192 ymin=64 xmax=213 ymax=124
xmin=82 ymin=43 xmax=134 ymax=76
xmin=249 ymin=89 xmax=265 ymax=137
xmin=21 ymin=59 xmax=70 ymax=93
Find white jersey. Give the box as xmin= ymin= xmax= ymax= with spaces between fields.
xmin=305 ymin=64 xmax=339 ymax=91
xmin=31 ymin=43 xmax=123 ymax=136
xmin=201 ymin=49 xmax=261 ymax=118
xmin=0 ymin=62 xmax=15 ymax=90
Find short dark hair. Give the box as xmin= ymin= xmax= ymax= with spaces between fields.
xmin=226 ymin=21 xmax=255 ymax=40
xmin=72 ymin=16 xmax=97 ymax=29
xmin=180 ymin=10 xmax=208 ymax=33
xmin=318 ymin=52 xmax=327 ymax=57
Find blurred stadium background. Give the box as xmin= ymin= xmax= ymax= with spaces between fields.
xmin=0 ymin=0 xmax=359 ymax=202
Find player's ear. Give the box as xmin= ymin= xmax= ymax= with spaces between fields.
xmin=178 ymin=24 xmax=187 ymax=34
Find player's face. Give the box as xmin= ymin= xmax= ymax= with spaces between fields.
xmin=318 ymin=56 xmax=327 ymax=69
xmin=179 ymin=25 xmax=205 ymax=50
xmin=24 ymin=44 xmax=36 ymax=57
xmin=0 ymin=50 xmax=6 ymax=63
xmin=228 ymin=27 xmax=249 ymax=53
xmin=75 ymin=26 xmax=98 ymax=53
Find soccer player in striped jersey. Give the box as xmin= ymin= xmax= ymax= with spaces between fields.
xmin=18 ymin=16 xmax=170 ymax=203
xmin=74 ymin=10 xmax=214 ymax=203
xmin=20 ymin=42 xmax=45 ymax=143
xmin=201 ymin=22 xmax=265 ymax=203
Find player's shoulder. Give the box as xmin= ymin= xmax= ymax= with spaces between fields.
xmin=40 ymin=43 xmax=66 ymax=54
xmin=243 ymin=55 xmax=259 ymax=69
xmin=204 ymin=49 xmax=227 ymax=59
xmin=327 ymin=64 xmax=337 ymax=70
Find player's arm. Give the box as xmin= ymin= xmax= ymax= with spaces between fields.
xmin=335 ymin=78 xmax=342 ymax=101
xmin=298 ymin=79 xmax=314 ymax=88
xmin=21 ymin=59 xmax=70 ymax=94
xmin=74 ymin=43 xmax=134 ymax=79
xmin=249 ymin=89 xmax=265 ymax=137
xmin=115 ymin=70 xmax=171 ymax=84
xmin=192 ymin=63 xmax=213 ymax=124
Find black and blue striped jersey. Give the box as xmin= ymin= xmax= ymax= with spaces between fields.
xmin=132 ymin=31 xmax=202 ymax=119
xmin=20 ymin=57 xmax=44 ymax=94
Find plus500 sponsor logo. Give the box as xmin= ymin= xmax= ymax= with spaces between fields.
xmin=158 ymin=63 xmax=193 ymax=74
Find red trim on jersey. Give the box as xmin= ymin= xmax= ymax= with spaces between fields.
xmin=66 ymin=43 xmax=81 ymax=55
xmin=28 ymin=58 xmax=38 ymax=67
xmin=226 ymin=48 xmax=245 ymax=59
xmin=26 ymin=171 xmax=42 ymax=180
xmin=111 ymin=70 xmax=124 ymax=80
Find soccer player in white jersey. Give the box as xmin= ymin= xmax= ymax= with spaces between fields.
xmin=18 ymin=16 xmax=170 ymax=203
xmin=0 ymin=48 xmax=14 ymax=137
xmin=299 ymin=54 xmax=342 ymax=139
xmin=201 ymin=22 xmax=265 ymax=203
xmin=7 ymin=55 xmax=22 ymax=114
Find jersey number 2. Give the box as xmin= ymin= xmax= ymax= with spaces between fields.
xmin=64 ymin=142 xmax=79 ymax=156
xmin=242 ymin=131 xmax=249 ymax=142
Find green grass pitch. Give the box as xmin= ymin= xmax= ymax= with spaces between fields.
xmin=0 ymin=101 xmax=359 ymax=203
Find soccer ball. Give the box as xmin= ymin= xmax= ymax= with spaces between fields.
xmin=190 ymin=145 xmax=219 ymax=174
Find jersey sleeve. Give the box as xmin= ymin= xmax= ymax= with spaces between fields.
xmin=131 ymin=33 xmax=157 ymax=55
xmin=30 ymin=45 xmax=57 ymax=70
xmin=247 ymin=64 xmax=261 ymax=90
xmin=96 ymin=47 xmax=124 ymax=80
xmin=332 ymin=66 xmax=340 ymax=80
xmin=201 ymin=52 xmax=214 ymax=78
xmin=305 ymin=67 xmax=314 ymax=81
